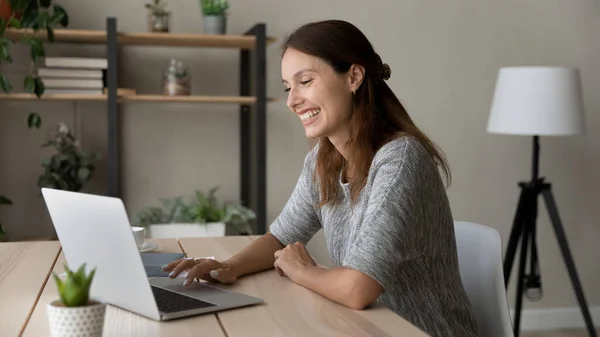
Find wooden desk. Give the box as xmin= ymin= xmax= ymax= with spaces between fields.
xmin=0 ymin=236 xmax=428 ymax=337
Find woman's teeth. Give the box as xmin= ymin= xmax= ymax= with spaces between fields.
xmin=300 ymin=108 xmax=321 ymax=121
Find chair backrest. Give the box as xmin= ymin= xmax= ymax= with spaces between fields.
xmin=454 ymin=221 xmax=514 ymax=337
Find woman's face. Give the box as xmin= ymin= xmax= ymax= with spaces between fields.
xmin=281 ymin=48 xmax=363 ymax=144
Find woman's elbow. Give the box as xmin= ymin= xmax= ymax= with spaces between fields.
xmin=343 ymin=272 xmax=383 ymax=310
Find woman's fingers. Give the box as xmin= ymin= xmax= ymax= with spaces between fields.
xmin=184 ymin=259 xmax=223 ymax=286
xmin=161 ymin=258 xmax=184 ymax=272
xmin=166 ymin=259 xmax=196 ymax=278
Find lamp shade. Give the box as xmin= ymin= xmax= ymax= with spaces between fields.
xmin=487 ymin=67 xmax=586 ymax=136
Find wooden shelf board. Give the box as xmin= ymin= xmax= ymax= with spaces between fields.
xmin=3 ymin=28 xmax=276 ymax=49
xmin=121 ymin=94 xmax=257 ymax=104
xmin=0 ymin=93 xmax=106 ymax=101
xmin=0 ymin=93 xmax=274 ymax=104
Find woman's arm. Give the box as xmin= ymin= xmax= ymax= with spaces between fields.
xmin=295 ymin=264 xmax=383 ymax=310
xmin=225 ymin=232 xmax=284 ymax=277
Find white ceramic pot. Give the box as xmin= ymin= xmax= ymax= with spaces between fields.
xmin=47 ymin=300 xmax=106 ymax=337
xmin=148 ymin=222 xmax=226 ymax=239
xmin=203 ymin=15 xmax=226 ymax=34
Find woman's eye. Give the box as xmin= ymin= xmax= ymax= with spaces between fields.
xmin=300 ymin=79 xmax=313 ymax=86
xmin=284 ymin=87 xmax=290 ymax=92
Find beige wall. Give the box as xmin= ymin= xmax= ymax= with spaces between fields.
xmin=1 ymin=0 xmax=599 ymax=313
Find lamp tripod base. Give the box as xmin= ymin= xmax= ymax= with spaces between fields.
xmin=503 ymin=178 xmax=596 ymax=337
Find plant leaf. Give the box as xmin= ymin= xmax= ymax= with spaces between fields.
xmin=8 ymin=17 xmax=22 ymax=28
xmin=0 ymin=39 xmax=11 ymax=63
xmin=24 ymin=75 xmax=36 ymax=93
xmin=28 ymin=112 xmax=42 ymax=129
xmin=0 ymin=195 xmax=13 ymax=205
xmin=0 ymin=75 xmax=12 ymax=93
xmin=52 ymin=4 xmax=68 ymax=27
xmin=77 ymin=167 xmax=90 ymax=180
xmin=34 ymin=77 xmax=45 ymax=97
xmin=13 ymin=0 xmax=31 ymax=12
xmin=28 ymin=38 xmax=45 ymax=63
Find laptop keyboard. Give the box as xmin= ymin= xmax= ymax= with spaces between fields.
xmin=151 ymin=286 xmax=217 ymax=313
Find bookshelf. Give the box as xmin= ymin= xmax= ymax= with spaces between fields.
xmin=1 ymin=17 xmax=274 ymax=235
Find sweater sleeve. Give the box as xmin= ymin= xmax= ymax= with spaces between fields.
xmin=341 ymin=139 xmax=430 ymax=291
xmin=269 ymin=149 xmax=322 ymax=246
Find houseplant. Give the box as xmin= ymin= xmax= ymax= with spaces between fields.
xmin=145 ymin=0 xmax=170 ymax=33
xmin=36 ymin=121 xmax=98 ymax=192
xmin=132 ymin=186 xmax=256 ymax=238
xmin=0 ymin=195 xmax=11 ymax=241
xmin=199 ymin=0 xmax=228 ymax=35
xmin=0 ymin=0 xmax=70 ymax=129
xmin=47 ymin=263 xmax=106 ymax=337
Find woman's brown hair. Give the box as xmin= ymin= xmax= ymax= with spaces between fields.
xmin=281 ymin=20 xmax=451 ymax=207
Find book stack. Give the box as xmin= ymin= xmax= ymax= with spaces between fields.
xmin=37 ymin=57 xmax=107 ymax=95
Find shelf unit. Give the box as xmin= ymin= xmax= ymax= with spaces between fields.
xmin=1 ymin=17 xmax=274 ymax=235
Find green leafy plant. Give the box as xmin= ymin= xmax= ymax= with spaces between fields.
xmin=132 ymin=186 xmax=256 ymax=234
xmin=200 ymin=0 xmax=228 ymax=16
xmin=145 ymin=0 xmax=168 ymax=14
xmin=0 ymin=0 xmax=70 ymax=129
xmin=37 ymin=122 xmax=99 ymax=192
xmin=52 ymin=263 xmax=96 ymax=307
xmin=0 ymin=195 xmax=11 ymax=241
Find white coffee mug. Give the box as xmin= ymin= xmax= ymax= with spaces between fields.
xmin=131 ymin=226 xmax=145 ymax=249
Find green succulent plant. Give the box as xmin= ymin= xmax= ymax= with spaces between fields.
xmin=52 ymin=263 xmax=96 ymax=307
xmin=200 ymin=0 xmax=228 ymax=16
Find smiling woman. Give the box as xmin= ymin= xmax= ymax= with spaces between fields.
xmin=163 ymin=19 xmax=480 ymax=337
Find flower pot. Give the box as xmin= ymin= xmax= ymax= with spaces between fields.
xmin=47 ymin=300 xmax=106 ymax=337
xmin=148 ymin=11 xmax=171 ymax=33
xmin=148 ymin=222 xmax=226 ymax=238
xmin=203 ymin=15 xmax=226 ymax=35
xmin=0 ymin=1 xmax=12 ymax=20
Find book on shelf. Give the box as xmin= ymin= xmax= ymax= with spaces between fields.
xmin=37 ymin=57 xmax=108 ymax=94
xmin=44 ymin=57 xmax=108 ymax=69
xmin=40 ymin=88 xmax=136 ymax=96
xmin=43 ymin=88 xmax=104 ymax=95
xmin=41 ymin=78 xmax=103 ymax=89
xmin=38 ymin=68 xmax=104 ymax=79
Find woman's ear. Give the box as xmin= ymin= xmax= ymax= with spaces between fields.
xmin=347 ymin=64 xmax=365 ymax=93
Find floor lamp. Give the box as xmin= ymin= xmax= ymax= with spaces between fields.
xmin=487 ymin=67 xmax=596 ymax=337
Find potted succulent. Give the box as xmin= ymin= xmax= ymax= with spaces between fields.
xmin=36 ymin=122 xmax=99 ymax=192
xmin=47 ymin=263 xmax=106 ymax=337
xmin=0 ymin=0 xmax=70 ymax=129
xmin=132 ymin=186 xmax=256 ymax=238
xmin=145 ymin=0 xmax=170 ymax=33
xmin=200 ymin=0 xmax=228 ymax=35
xmin=0 ymin=195 xmax=11 ymax=241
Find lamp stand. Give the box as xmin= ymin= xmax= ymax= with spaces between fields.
xmin=503 ymin=135 xmax=596 ymax=337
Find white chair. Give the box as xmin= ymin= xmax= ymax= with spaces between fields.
xmin=454 ymin=221 xmax=514 ymax=337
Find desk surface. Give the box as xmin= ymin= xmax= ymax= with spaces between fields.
xmin=0 ymin=236 xmax=428 ymax=337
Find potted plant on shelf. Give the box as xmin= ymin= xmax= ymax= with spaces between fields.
xmin=145 ymin=0 xmax=170 ymax=33
xmin=0 ymin=195 xmax=11 ymax=241
xmin=0 ymin=0 xmax=70 ymax=129
xmin=36 ymin=122 xmax=99 ymax=192
xmin=200 ymin=0 xmax=228 ymax=35
xmin=132 ymin=186 xmax=256 ymax=238
xmin=47 ymin=263 xmax=106 ymax=337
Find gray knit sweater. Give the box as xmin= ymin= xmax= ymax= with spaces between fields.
xmin=270 ymin=136 xmax=480 ymax=337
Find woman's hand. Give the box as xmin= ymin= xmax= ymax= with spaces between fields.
xmin=273 ymin=242 xmax=317 ymax=282
xmin=162 ymin=257 xmax=238 ymax=286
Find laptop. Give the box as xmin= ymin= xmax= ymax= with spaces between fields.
xmin=41 ymin=188 xmax=264 ymax=321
